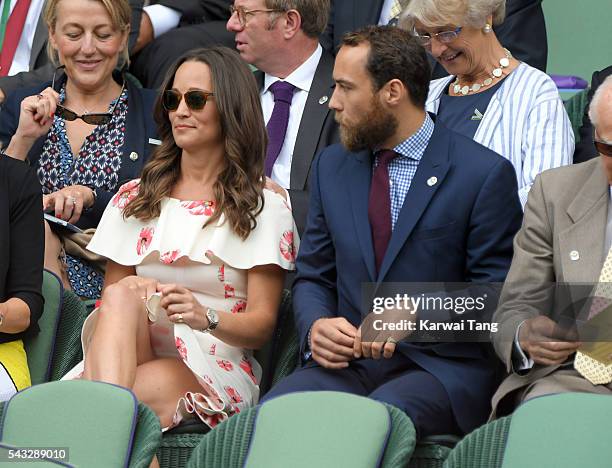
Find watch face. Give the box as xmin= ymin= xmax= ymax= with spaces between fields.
xmin=207 ymin=309 xmax=219 ymax=329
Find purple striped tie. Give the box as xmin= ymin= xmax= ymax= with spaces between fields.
xmin=265 ymin=81 xmax=296 ymax=177
xmin=369 ymin=150 xmax=397 ymax=273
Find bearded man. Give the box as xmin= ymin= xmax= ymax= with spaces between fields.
xmin=262 ymin=25 xmax=523 ymax=438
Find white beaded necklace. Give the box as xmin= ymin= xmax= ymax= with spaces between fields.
xmin=452 ymin=48 xmax=512 ymax=95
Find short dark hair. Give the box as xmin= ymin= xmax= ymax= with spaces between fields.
xmin=341 ymin=26 xmax=431 ymax=108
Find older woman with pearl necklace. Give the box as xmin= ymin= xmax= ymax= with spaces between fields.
xmin=402 ymin=0 xmax=573 ymax=207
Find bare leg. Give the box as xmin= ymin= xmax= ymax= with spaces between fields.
xmin=83 ymin=283 xmax=155 ymax=388
xmin=44 ymin=221 xmax=71 ymax=290
xmin=133 ymin=357 xmax=202 ymax=429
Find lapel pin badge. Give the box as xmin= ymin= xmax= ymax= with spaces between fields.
xmin=570 ymin=250 xmax=580 ymax=261
xmin=318 ymin=96 xmax=329 ymax=105
xmin=129 ymin=151 xmax=139 ymax=161
xmin=427 ymin=176 xmax=438 ymax=187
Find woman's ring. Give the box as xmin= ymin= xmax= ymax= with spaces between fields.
xmin=385 ymin=337 xmax=397 ymax=345
xmin=67 ymin=196 xmax=77 ymax=204
xmin=177 ymin=313 xmax=184 ymax=323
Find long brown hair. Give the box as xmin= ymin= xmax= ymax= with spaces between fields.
xmin=123 ymin=47 xmax=267 ymax=240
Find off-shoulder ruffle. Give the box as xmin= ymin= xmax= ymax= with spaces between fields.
xmin=87 ymin=179 xmax=299 ymax=270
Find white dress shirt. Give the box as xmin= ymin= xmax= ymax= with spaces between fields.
xmin=143 ymin=4 xmax=181 ymax=39
xmin=1 ymin=0 xmax=45 ymax=76
xmin=378 ymin=0 xmax=397 ymax=25
xmin=261 ymin=44 xmax=322 ymax=189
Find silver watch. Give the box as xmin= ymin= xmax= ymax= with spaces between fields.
xmin=202 ymin=308 xmax=219 ymax=333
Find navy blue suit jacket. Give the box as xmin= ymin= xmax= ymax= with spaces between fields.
xmin=0 ymin=75 xmax=158 ymax=230
xmin=293 ymin=121 xmax=522 ymax=432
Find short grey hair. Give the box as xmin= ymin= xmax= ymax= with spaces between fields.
xmin=588 ymin=75 xmax=612 ymax=131
xmin=400 ymin=0 xmax=506 ymax=31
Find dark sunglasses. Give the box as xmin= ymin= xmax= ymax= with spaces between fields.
xmin=595 ymin=140 xmax=612 ymax=157
xmin=162 ymin=89 xmax=215 ymax=112
xmin=51 ymin=66 xmax=124 ymax=125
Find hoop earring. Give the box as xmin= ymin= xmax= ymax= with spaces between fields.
xmin=483 ymin=23 xmax=492 ymax=33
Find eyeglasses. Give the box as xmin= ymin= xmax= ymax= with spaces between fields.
xmin=595 ymin=140 xmax=612 ymax=157
xmin=162 ymin=89 xmax=215 ymax=112
xmin=229 ymin=5 xmax=286 ymax=28
xmin=51 ymin=66 xmax=124 ymax=125
xmin=412 ymin=27 xmax=462 ymax=47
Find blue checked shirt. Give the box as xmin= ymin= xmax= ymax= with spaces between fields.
xmin=374 ymin=113 xmax=434 ymax=229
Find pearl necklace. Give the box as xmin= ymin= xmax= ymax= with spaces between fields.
xmin=452 ymin=48 xmax=512 ymax=95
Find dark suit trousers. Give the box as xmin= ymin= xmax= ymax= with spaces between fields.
xmin=262 ymin=354 xmax=460 ymax=437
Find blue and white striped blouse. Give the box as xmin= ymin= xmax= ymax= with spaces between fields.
xmin=426 ymin=62 xmax=574 ymax=207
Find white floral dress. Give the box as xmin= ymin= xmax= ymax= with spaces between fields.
xmin=63 ymin=179 xmax=298 ymax=430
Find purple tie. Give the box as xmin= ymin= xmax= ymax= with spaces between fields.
xmin=368 ymin=149 xmax=397 ymax=273
xmin=265 ymin=81 xmax=296 ymax=177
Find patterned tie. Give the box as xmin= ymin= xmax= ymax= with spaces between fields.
xmin=388 ymin=0 xmax=408 ymax=26
xmin=0 ymin=0 xmax=32 ymax=77
xmin=369 ymin=150 xmax=396 ymax=273
xmin=265 ymin=81 xmax=296 ymax=177
xmin=574 ymin=245 xmax=612 ymax=385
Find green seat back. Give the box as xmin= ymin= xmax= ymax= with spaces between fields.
xmin=25 ymin=270 xmax=63 ymax=385
xmin=501 ymin=393 xmax=612 ymax=468
xmin=563 ymin=88 xmax=589 ymax=144
xmin=0 ymin=380 xmax=139 ymax=468
xmin=244 ymin=392 xmax=406 ymax=468
xmin=187 ymin=393 xmax=415 ymax=468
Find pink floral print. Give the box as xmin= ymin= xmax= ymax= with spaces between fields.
xmin=217 ymin=360 xmax=233 ymax=371
xmin=136 ymin=227 xmax=154 ymax=255
xmin=231 ymin=300 xmax=247 ymax=314
xmin=224 ymin=284 xmax=235 ymax=299
xmin=175 ymin=337 xmax=188 ymax=359
xmin=111 ymin=179 xmax=140 ymax=209
xmin=239 ymin=356 xmax=257 ymax=384
xmin=279 ymin=230 xmax=296 ymax=262
xmin=209 ymin=344 xmax=216 ymax=355
xmin=160 ymin=249 xmax=180 ymax=264
xmin=217 ymin=265 xmax=225 ymax=282
xmin=180 ymin=200 xmax=215 ymax=216
xmin=224 ymin=385 xmax=243 ymax=404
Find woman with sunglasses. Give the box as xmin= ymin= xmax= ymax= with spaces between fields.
xmin=402 ymin=0 xmax=573 ymax=207
xmin=62 ymin=47 xmax=298 ymax=433
xmin=0 ymin=0 xmax=157 ymax=300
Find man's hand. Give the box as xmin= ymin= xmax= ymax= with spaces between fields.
xmin=310 ymin=317 xmax=357 ymax=369
xmin=519 ymin=316 xmax=581 ymax=366
xmin=354 ymin=307 xmax=416 ymax=360
xmin=133 ymin=12 xmax=154 ymax=54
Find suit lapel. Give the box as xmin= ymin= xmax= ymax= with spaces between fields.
xmin=290 ymin=51 xmax=335 ymax=190
xmin=377 ymin=125 xmax=451 ymax=282
xmin=30 ymin=18 xmax=48 ymax=69
xmin=350 ymin=150 xmax=376 ymax=282
xmin=559 ymin=161 xmax=609 ymax=284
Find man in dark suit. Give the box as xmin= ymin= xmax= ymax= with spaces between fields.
xmin=130 ymin=0 xmax=234 ymax=89
xmin=574 ymin=66 xmax=612 ymax=164
xmin=227 ymin=0 xmax=339 ymax=235
xmin=0 ymin=0 xmax=144 ymax=102
xmin=263 ymin=26 xmax=522 ymax=437
xmin=320 ymin=0 xmax=548 ymax=77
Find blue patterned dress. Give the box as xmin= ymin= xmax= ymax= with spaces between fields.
xmin=37 ymin=84 xmax=129 ymax=299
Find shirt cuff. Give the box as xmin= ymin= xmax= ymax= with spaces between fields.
xmin=512 ymin=320 xmax=534 ymax=372
xmin=143 ymin=5 xmax=182 ymax=38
